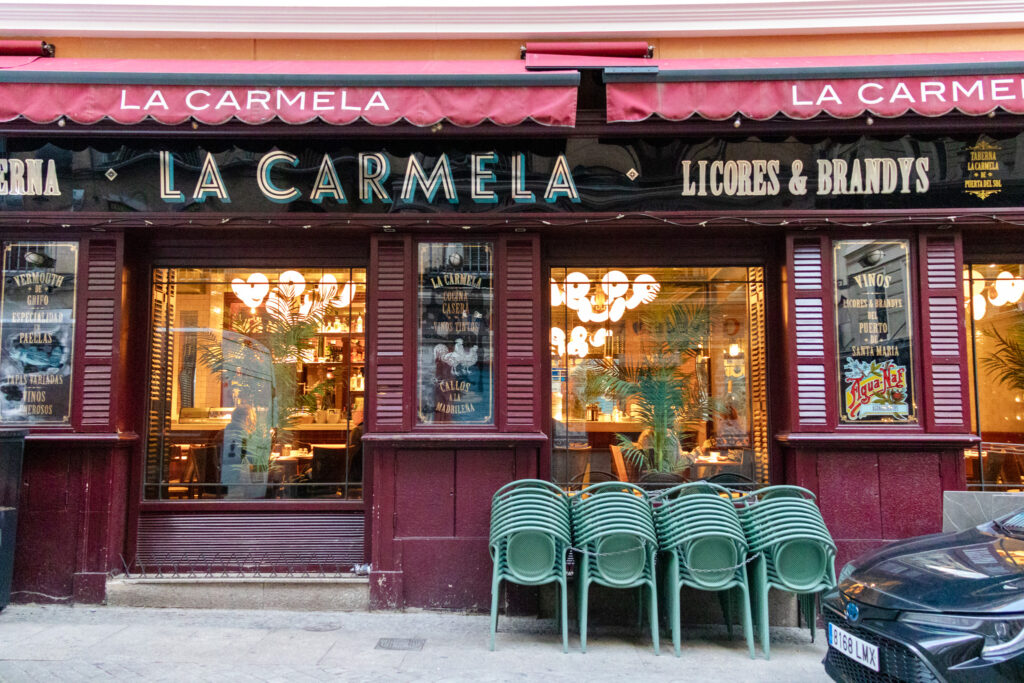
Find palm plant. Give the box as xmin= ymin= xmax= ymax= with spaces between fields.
xmin=197 ymin=288 xmax=336 ymax=472
xmin=980 ymin=314 xmax=1024 ymax=393
xmin=599 ymin=303 xmax=715 ymax=474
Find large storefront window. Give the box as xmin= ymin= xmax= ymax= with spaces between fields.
xmin=550 ymin=267 xmax=768 ymax=488
xmin=965 ymin=263 xmax=1024 ymax=491
xmin=145 ymin=267 xmax=366 ymax=500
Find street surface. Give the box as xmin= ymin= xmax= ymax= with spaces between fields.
xmin=0 ymin=604 xmax=829 ymax=681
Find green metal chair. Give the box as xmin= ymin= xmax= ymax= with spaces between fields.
xmin=571 ymin=481 xmax=660 ymax=655
xmin=489 ymin=479 xmax=572 ymax=653
xmin=736 ymin=485 xmax=837 ymax=659
xmin=655 ymin=482 xmax=756 ymax=658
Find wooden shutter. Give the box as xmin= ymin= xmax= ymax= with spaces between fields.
xmin=918 ymin=232 xmax=970 ymax=431
xmin=787 ymin=234 xmax=835 ymax=430
xmin=144 ymin=268 xmax=175 ymax=496
xmin=748 ymin=268 xmax=770 ymax=483
xmin=499 ymin=235 xmax=541 ymax=431
xmin=369 ymin=235 xmax=411 ymax=432
xmin=72 ymin=234 xmax=124 ymax=432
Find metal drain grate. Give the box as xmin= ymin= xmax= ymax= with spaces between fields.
xmin=375 ymin=637 xmax=425 ymax=651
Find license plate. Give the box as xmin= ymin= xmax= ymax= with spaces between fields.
xmin=828 ymin=622 xmax=880 ymax=672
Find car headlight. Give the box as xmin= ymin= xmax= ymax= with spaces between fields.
xmin=898 ymin=612 xmax=1024 ymax=658
xmin=838 ymin=561 xmax=857 ymax=582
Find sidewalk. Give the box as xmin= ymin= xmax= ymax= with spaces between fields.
xmin=0 ymin=604 xmax=829 ymax=682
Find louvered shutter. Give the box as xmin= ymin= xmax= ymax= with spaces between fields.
xmin=788 ymin=234 xmax=835 ymax=430
xmin=145 ymin=268 xmax=174 ymax=496
xmin=369 ymin=235 xmax=411 ymax=432
xmin=499 ymin=235 xmax=541 ymax=431
xmin=918 ymin=232 xmax=970 ymax=431
xmin=72 ymin=235 xmax=123 ymax=432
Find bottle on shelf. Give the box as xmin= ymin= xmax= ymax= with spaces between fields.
xmin=355 ymin=315 xmax=363 ymax=333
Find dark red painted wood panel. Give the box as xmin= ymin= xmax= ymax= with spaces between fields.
xmin=13 ymin=438 xmax=133 ymax=604
xmin=454 ymin=448 xmax=515 ymax=538
xmin=369 ymin=442 xmax=399 ymax=592
xmin=371 ymin=441 xmax=541 ymax=609
xmin=787 ymin=445 xmax=957 ymax=578
xmin=394 ymin=448 xmax=454 ymax=538
xmin=399 ymin=538 xmax=492 ymax=610
xmin=878 ymin=452 xmax=942 ymax=539
xmin=815 ymin=451 xmax=883 ymax=540
xmin=14 ymin=448 xmax=77 ymax=602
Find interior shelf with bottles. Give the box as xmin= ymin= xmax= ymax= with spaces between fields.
xmin=296 ymin=311 xmax=366 ymax=424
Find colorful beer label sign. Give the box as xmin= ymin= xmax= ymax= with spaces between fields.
xmin=416 ymin=242 xmax=493 ymax=425
xmin=842 ymin=358 xmax=910 ymax=421
xmin=0 ymin=241 xmax=78 ymax=424
xmin=834 ymin=240 xmax=915 ymax=423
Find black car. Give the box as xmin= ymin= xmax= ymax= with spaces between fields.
xmin=823 ymin=509 xmax=1024 ymax=682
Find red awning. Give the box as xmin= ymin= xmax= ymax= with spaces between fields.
xmin=0 ymin=56 xmax=579 ymax=127
xmin=602 ymin=51 xmax=1024 ymax=122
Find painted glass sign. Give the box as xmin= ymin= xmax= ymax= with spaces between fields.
xmin=8 ymin=134 xmax=1024 ymax=216
xmin=834 ymin=240 xmax=915 ymax=423
xmin=417 ymin=242 xmax=493 ymax=425
xmin=0 ymin=241 xmax=78 ymax=424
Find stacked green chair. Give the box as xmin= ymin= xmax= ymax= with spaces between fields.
xmin=736 ymin=485 xmax=837 ymax=658
xmin=489 ymin=479 xmax=572 ymax=652
xmin=654 ymin=482 xmax=755 ymax=658
xmin=571 ymin=481 xmax=659 ymax=654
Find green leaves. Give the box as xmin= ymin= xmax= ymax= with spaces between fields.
xmin=980 ymin=317 xmax=1024 ymax=392
xmin=602 ymin=303 xmax=714 ymax=474
xmin=197 ymin=289 xmax=338 ymax=450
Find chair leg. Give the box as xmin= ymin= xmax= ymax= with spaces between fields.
xmin=738 ymin=582 xmax=756 ymax=660
xmin=578 ymin=573 xmax=590 ymax=654
xmin=756 ymin=561 xmax=770 ymax=659
xmin=671 ymin=578 xmax=681 ymax=657
xmin=648 ymin=582 xmax=660 ymax=656
xmin=559 ymin=578 xmax=569 ymax=654
xmin=490 ymin=574 xmax=501 ymax=651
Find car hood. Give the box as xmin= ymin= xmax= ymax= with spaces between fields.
xmin=840 ymin=521 xmax=1024 ymax=614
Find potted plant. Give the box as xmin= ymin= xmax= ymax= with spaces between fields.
xmin=599 ymin=303 xmax=715 ymax=485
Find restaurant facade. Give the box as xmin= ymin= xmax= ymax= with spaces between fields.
xmin=2 ymin=41 xmax=1024 ymax=610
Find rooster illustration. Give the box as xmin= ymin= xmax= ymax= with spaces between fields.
xmin=434 ymin=338 xmax=479 ymax=377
